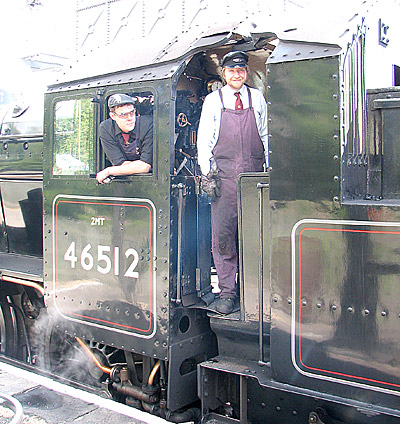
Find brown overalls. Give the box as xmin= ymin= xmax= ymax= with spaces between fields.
xmin=211 ymin=87 xmax=265 ymax=299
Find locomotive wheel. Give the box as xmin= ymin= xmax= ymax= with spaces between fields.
xmin=84 ymin=340 xmax=125 ymax=381
xmin=43 ymin=321 xmax=96 ymax=383
xmin=0 ymin=295 xmax=19 ymax=358
xmin=43 ymin=321 xmax=124 ymax=387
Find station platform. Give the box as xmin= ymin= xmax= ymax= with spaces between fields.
xmin=0 ymin=361 xmax=177 ymax=424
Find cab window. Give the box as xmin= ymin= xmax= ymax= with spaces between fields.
xmin=100 ymin=91 xmax=154 ymax=175
xmin=53 ymin=98 xmax=95 ymax=175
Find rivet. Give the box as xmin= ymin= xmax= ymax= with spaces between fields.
xmin=381 ymin=310 xmax=387 ymax=317
xmin=287 ymin=298 xmax=292 ymax=304
xmin=332 ymin=304 xmax=337 ymax=310
xmin=364 ymin=309 xmax=370 ymax=315
xmin=316 ymin=302 xmax=322 ymax=308
xmin=273 ymin=297 xmax=278 ymax=302
xmin=302 ymin=299 xmax=307 ymax=307
xmin=333 ymin=196 xmax=339 ymax=202
xmin=334 ymin=176 xmax=339 ymax=182
xmin=347 ymin=306 xmax=353 ymax=313
xmin=276 ymin=406 xmax=281 ymax=411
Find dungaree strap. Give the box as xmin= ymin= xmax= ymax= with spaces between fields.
xmin=247 ymin=86 xmax=253 ymax=109
xmin=218 ymin=89 xmax=226 ymax=111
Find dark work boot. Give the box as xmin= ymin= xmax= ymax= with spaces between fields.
xmin=216 ymin=298 xmax=235 ymax=314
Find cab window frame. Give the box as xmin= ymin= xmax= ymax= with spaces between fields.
xmin=99 ymin=89 xmax=156 ymax=180
xmin=52 ymin=94 xmax=97 ymax=177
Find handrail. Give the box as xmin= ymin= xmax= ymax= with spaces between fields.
xmin=257 ymin=182 xmax=269 ymax=366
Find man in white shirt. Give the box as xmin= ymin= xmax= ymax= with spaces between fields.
xmin=197 ymin=51 xmax=268 ymax=314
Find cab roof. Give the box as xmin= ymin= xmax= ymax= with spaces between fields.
xmin=48 ymin=0 xmax=394 ymax=91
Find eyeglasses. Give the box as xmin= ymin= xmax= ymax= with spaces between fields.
xmin=113 ymin=108 xmax=135 ymax=119
xmin=225 ymin=67 xmax=247 ymax=75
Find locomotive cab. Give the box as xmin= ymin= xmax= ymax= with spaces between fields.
xmin=172 ymin=45 xmax=273 ymax=365
xmin=40 ymin=28 xmax=275 ymax=415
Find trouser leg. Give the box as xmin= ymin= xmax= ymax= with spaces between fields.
xmin=211 ymin=179 xmax=238 ymax=299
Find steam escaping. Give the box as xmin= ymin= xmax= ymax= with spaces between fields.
xmin=30 ymin=310 xmax=98 ymax=386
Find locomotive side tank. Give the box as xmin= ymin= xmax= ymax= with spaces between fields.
xmin=1 ymin=1 xmax=400 ymax=423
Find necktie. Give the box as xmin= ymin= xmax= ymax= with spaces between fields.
xmin=122 ymin=133 xmax=130 ymax=145
xmin=234 ymin=92 xmax=243 ymax=110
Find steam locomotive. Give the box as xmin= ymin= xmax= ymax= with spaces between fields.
xmin=1 ymin=3 xmax=400 ymax=423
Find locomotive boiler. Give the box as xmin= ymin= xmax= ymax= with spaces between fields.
xmin=1 ymin=2 xmax=400 ymax=423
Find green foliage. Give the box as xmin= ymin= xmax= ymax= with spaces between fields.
xmin=53 ymin=98 xmax=95 ymax=175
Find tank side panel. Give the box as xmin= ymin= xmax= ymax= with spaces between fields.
xmin=268 ymin=55 xmax=340 ymax=386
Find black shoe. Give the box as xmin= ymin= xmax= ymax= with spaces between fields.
xmin=216 ymin=298 xmax=235 ymax=314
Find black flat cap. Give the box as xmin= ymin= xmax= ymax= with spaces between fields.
xmin=220 ymin=51 xmax=249 ymax=68
xmin=108 ymin=93 xmax=135 ymax=109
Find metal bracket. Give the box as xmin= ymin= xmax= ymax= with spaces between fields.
xmin=379 ymin=19 xmax=389 ymax=47
xmin=309 ymin=407 xmax=346 ymax=424
xmin=309 ymin=411 xmax=326 ymax=424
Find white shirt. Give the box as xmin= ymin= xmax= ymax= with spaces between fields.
xmin=197 ymin=84 xmax=269 ymax=175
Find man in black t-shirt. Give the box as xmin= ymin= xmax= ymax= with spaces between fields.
xmin=96 ymin=94 xmax=153 ymax=184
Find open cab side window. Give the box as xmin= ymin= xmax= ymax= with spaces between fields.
xmin=99 ymin=91 xmax=155 ymax=177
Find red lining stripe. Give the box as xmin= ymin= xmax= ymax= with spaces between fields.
xmin=54 ymin=199 xmax=154 ymax=333
xmin=297 ymin=226 xmax=400 ymax=388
